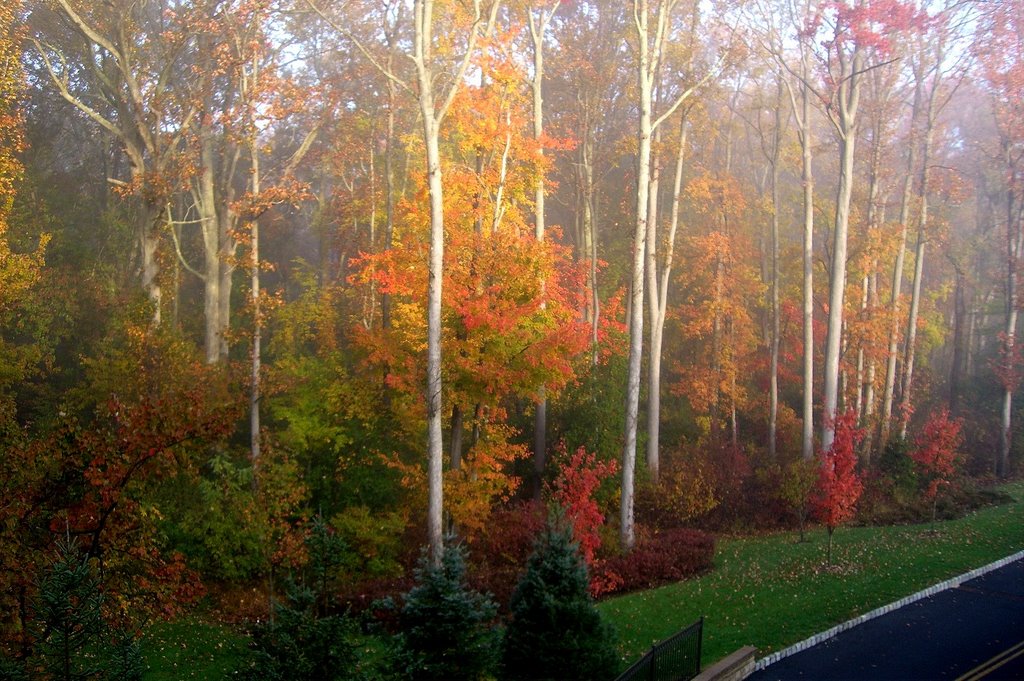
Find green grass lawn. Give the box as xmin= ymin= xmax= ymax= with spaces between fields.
xmin=139 ymin=617 xmax=247 ymax=680
xmin=598 ymin=481 xmax=1024 ymax=671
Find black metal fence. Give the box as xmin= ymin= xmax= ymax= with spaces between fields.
xmin=615 ymin=617 xmax=703 ymax=681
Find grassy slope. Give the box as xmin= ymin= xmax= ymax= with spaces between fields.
xmin=140 ymin=618 xmax=247 ymax=680
xmin=598 ymin=482 xmax=1024 ymax=670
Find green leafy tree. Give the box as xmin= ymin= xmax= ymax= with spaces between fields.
xmin=501 ymin=516 xmax=618 ymax=681
xmin=780 ymin=458 xmax=817 ymax=543
xmin=391 ymin=545 xmax=499 ymax=681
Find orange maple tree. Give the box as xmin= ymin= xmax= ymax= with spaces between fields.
xmin=352 ymin=53 xmax=589 ymax=534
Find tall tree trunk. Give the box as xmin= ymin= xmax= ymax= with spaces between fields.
xmin=999 ymin=179 xmax=1023 ymax=478
xmin=250 ymin=109 xmax=262 ymax=468
xmin=712 ymin=256 xmax=724 ymax=440
xmin=898 ymin=53 xmax=942 ymax=441
xmin=422 ymin=109 xmax=445 ymax=566
xmin=529 ymin=4 xmax=558 ymax=499
xmin=646 ymin=114 xmax=689 ymax=480
xmin=644 ymin=122 xmax=662 ymax=480
xmin=796 ymin=53 xmax=816 ymax=461
xmin=768 ymin=78 xmax=782 ymax=459
xmin=583 ymin=135 xmax=600 ymax=363
xmin=898 ymin=231 xmax=925 ymax=440
xmin=381 ymin=51 xmax=397 ymax=330
xmin=450 ymin=404 xmax=463 ymax=471
xmin=201 ymin=177 xmax=222 ymax=364
xmin=411 ymin=0 xmax=498 ymax=567
xmin=949 ymin=265 xmax=965 ymax=414
xmin=412 ymin=0 xmax=447 ymax=565
xmin=622 ymin=0 xmax=666 ymax=551
xmin=880 ymin=71 xmax=924 ymax=453
xmin=621 ymin=38 xmax=651 ymax=552
xmin=622 ymin=0 xmax=701 ymax=550
xmin=140 ymin=211 xmax=162 ymax=325
xmin=195 ymin=129 xmax=238 ymax=364
xmin=822 ymin=56 xmax=862 ymax=452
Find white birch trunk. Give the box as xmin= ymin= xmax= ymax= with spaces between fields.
xmin=530 ymin=4 xmax=558 ymax=497
xmin=821 ymin=48 xmax=863 ymax=453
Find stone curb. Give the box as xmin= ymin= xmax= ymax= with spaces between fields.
xmin=754 ymin=549 xmax=1024 ymax=672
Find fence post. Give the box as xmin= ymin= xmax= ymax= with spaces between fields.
xmin=697 ymin=616 xmax=704 ymax=674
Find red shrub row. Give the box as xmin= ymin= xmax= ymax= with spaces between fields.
xmin=467 ymin=501 xmax=548 ymax=608
xmin=335 ymin=508 xmax=714 ymax=613
xmin=592 ymin=528 xmax=714 ymax=598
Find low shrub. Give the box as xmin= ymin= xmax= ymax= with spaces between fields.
xmin=467 ymin=501 xmax=546 ymax=608
xmin=237 ymin=514 xmax=363 ymax=681
xmin=593 ymin=528 xmax=714 ymax=597
xmin=858 ymin=474 xmax=1017 ymax=528
xmin=877 ymin=438 xmax=918 ymax=502
xmin=336 ymin=574 xmax=414 ymax=626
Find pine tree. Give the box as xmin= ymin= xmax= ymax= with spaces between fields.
xmin=239 ymin=582 xmax=358 ymax=681
xmin=502 ymin=517 xmax=618 ymax=681
xmin=391 ymin=544 xmax=499 ymax=681
xmin=30 ymin=538 xmax=142 ymax=681
xmin=238 ymin=516 xmax=358 ymax=681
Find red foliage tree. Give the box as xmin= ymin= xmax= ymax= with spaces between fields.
xmin=0 ymin=323 xmax=243 ymax=641
xmin=910 ymin=408 xmax=963 ymax=529
xmin=812 ymin=411 xmax=864 ymax=564
xmin=547 ymin=443 xmax=617 ymax=568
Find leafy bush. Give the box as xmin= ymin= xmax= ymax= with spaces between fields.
xmin=548 ymin=444 xmax=618 ymax=566
xmin=466 ymin=501 xmax=546 ymax=608
xmin=877 ymin=437 xmax=917 ymax=503
xmin=164 ymin=454 xmax=268 ymax=582
xmin=592 ymin=528 xmax=714 ymax=597
xmin=779 ymin=458 xmax=818 ymax=541
xmin=0 ymin=656 xmax=29 ymax=681
xmin=634 ymin=447 xmax=720 ymax=532
xmin=390 ymin=545 xmax=500 ymax=681
xmin=330 ymin=506 xmax=407 ymax=581
xmin=502 ymin=518 xmax=618 ymax=681
xmin=548 ymin=354 xmax=630 ymax=469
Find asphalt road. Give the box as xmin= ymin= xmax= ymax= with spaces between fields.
xmin=749 ymin=558 xmax=1024 ymax=680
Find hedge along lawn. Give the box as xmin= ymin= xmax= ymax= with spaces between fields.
xmin=598 ymin=482 xmax=1024 ymax=671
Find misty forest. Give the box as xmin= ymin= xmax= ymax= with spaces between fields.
xmin=2 ymin=0 xmax=1024 ymax=678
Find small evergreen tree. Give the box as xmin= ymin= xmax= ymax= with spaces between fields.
xmin=239 ymin=582 xmax=358 ymax=681
xmin=238 ymin=516 xmax=358 ymax=681
xmin=390 ymin=544 xmax=499 ymax=681
xmin=502 ymin=516 xmax=618 ymax=681
xmin=26 ymin=538 xmax=142 ymax=681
